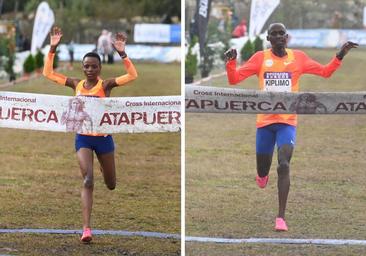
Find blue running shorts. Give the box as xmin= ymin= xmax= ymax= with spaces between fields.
xmin=256 ymin=123 xmax=296 ymax=154
xmin=75 ymin=134 xmax=115 ymax=154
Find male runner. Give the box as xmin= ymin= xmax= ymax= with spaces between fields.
xmin=225 ymin=23 xmax=357 ymax=231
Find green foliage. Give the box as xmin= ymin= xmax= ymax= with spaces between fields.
xmin=253 ymin=36 xmax=264 ymax=53
xmin=240 ymin=39 xmax=254 ymax=62
xmin=4 ymin=54 xmax=15 ymax=79
xmin=7 ymin=0 xmax=181 ymax=45
xmin=0 ymin=37 xmax=9 ymax=57
xmin=207 ymin=17 xmax=231 ymax=62
xmin=185 ymin=37 xmax=198 ymax=83
xmin=200 ymin=45 xmax=215 ymax=78
xmin=25 ymin=0 xmax=180 ymax=29
xmin=90 ymin=0 xmax=180 ymax=21
xmin=0 ymin=37 xmax=9 ymax=73
xmin=34 ymin=50 xmax=44 ymax=69
xmin=24 ymin=0 xmax=59 ymax=13
xmin=0 ymin=35 xmax=16 ymax=80
xmin=23 ymin=54 xmax=35 ymax=74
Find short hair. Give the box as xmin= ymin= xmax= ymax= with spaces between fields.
xmin=82 ymin=52 xmax=101 ymax=65
xmin=267 ymin=23 xmax=287 ymax=35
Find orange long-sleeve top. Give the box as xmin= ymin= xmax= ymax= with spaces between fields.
xmin=226 ymin=49 xmax=342 ymax=128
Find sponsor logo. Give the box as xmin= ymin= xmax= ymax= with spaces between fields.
xmin=265 ymin=59 xmax=273 ymax=67
xmin=185 ymin=99 xmax=287 ymax=112
xmin=0 ymin=107 xmax=58 ymax=123
xmin=198 ymin=0 xmax=209 ymax=18
xmin=335 ymin=102 xmax=366 ymax=112
xmin=99 ymin=111 xmax=181 ymax=126
xmin=264 ymin=72 xmax=292 ymax=79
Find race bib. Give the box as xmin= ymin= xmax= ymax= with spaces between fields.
xmin=264 ymin=72 xmax=292 ymax=92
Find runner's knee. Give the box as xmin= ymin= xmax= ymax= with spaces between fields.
xmin=83 ymin=175 xmax=94 ymax=188
xmin=277 ymin=144 xmax=293 ymax=175
xmin=277 ymin=161 xmax=289 ymax=174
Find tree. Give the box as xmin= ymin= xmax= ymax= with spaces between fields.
xmin=89 ymin=0 xmax=180 ymax=22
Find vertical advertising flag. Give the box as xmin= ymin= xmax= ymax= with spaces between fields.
xmin=249 ymin=0 xmax=280 ymax=39
xmin=31 ymin=1 xmax=55 ymax=54
xmin=363 ymin=6 xmax=366 ymax=28
xmin=195 ymin=0 xmax=212 ymax=55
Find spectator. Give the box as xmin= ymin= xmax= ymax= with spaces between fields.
xmin=232 ymin=18 xmax=247 ymax=38
xmin=97 ymin=29 xmax=113 ymax=64
xmin=67 ymin=40 xmax=75 ymax=69
xmin=107 ymin=32 xmax=114 ymax=64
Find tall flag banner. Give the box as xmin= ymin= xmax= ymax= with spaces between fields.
xmin=363 ymin=6 xmax=366 ymax=28
xmin=31 ymin=1 xmax=55 ymax=54
xmin=249 ymin=0 xmax=280 ymax=38
xmin=195 ymin=0 xmax=212 ymax=55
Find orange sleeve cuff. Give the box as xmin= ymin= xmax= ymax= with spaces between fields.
xmin=42 ymin=53 xmax=67 ymax=85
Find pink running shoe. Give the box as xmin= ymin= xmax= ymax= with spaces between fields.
xmin=80 ymin=227 xmax=92 ymax=243
xmin=275 ymin=217 xmax=288 ymax=231
xmin=255 ymin=175 xmax=269 ymax=188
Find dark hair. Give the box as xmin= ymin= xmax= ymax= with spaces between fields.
xmin=82 ymin=52 xmax=101 ymax=65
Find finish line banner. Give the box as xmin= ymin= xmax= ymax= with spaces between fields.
xmin=186 ymin=85 xmax=366 ymax=114
xmin=0 ymin=92 xmax=181 ymax=133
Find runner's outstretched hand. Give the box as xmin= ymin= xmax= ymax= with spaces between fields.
xmin=224 ymin=48 xmax=237 ymax=61
xmin=50 ymin=26 xmax=63 ymax=48
xmin=336 ymin=41 xmax=358 ymax=60
xmin=112 ymin=32 xmax=127 ymax=54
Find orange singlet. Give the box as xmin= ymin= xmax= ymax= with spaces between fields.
xmin=226 ymin=48 xmax=342 ymax=128
xmin=75 ymin=79 xmax=105 ymax=98
xmin=75 ymin=79 xmax=105 ymax=136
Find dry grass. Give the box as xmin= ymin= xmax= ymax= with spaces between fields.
xmin=0 ymin=233 xmax=179 ymax=256
xmin=186 ymin=243 xmax=366 ymax=256
xmin=0 ymin=62 xmax=181 ymax=255
xmin=186 ymin=49 xmax=366 ymax=255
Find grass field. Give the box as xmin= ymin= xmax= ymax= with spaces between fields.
xmin=186 ymin=48 xmax=366 ymax=256
xmin=0 ymin=61 xmax=181 ymax=255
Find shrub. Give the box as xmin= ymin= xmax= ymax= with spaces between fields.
xmin=240 ymin=39 xmax=254 ymax=62
xmin=253 ymin=36 xmax=264 ymax=53
xmin=34 ymin=50 xmax=44 ymax=69
xmin=23 ymin=54 xmax=35 ymax=74
xmin=199 ymin=45 xmax=214 ymax=78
